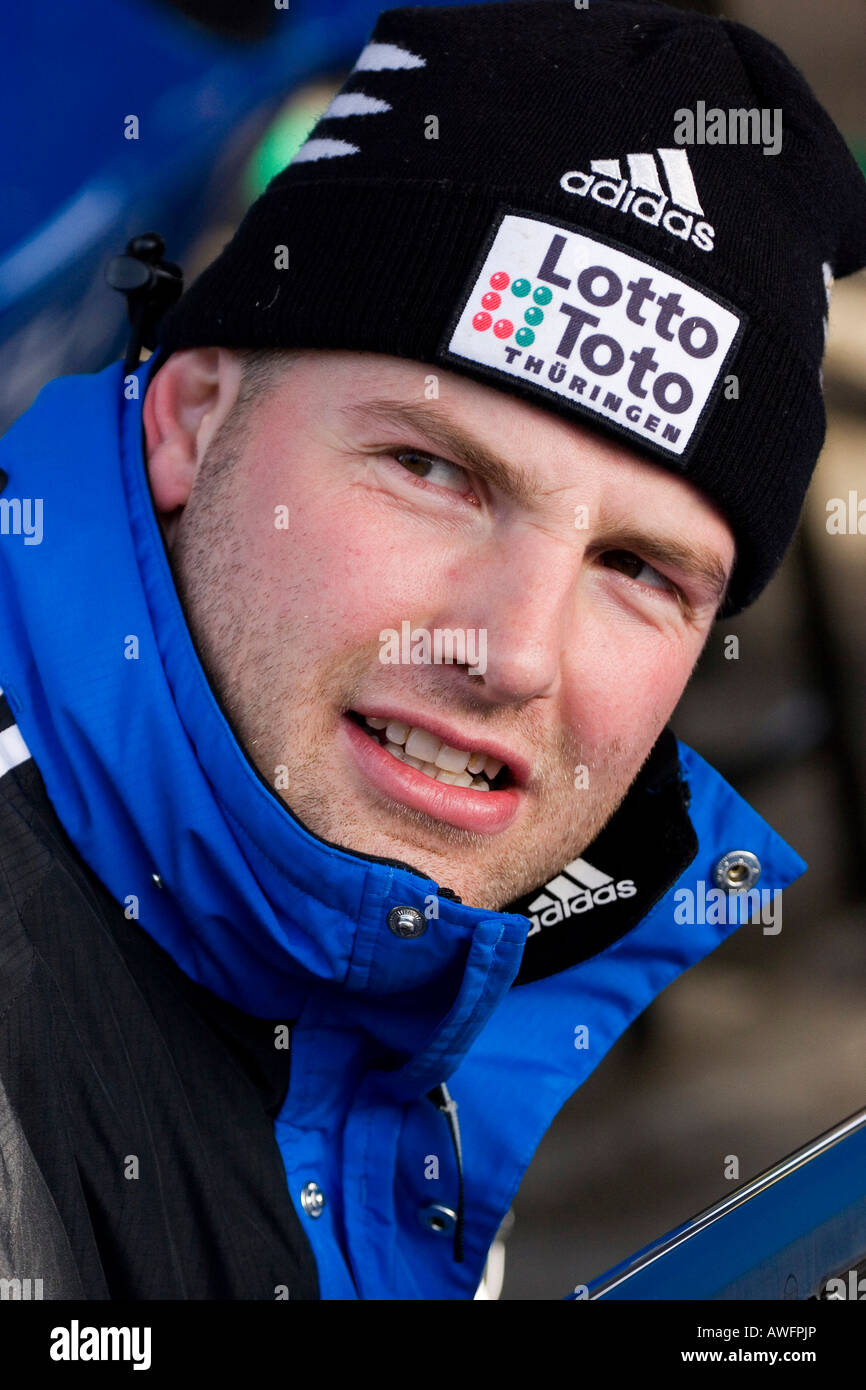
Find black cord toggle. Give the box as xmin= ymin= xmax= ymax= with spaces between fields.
xmin=105 ymin=233 xmax=183 ymax=375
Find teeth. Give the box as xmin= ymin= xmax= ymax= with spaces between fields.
xmin=434 ymin=744 xmax=471 ymax=774
xmin=404 ymin=726 xmax=442 ymax=763
xmin=362 ymin=714 xmax=504 ymax=790
xmin=435 ymin=769 xmax=473 ymax=787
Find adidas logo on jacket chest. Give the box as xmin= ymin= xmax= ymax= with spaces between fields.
xmin=526 ymin=856 xmax=636 ymax=936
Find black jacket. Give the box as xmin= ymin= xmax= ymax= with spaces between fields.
xmin=0 ymin=720 xmax=319 ymax=1300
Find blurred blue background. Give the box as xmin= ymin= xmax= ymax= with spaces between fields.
xmin=0 ymin=0 xmax=496 ymax=429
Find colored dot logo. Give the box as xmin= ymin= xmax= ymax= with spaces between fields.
xmin=470 ymin=269 xmax=552 ymax=347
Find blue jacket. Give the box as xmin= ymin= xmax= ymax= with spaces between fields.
xmin=0 ymin=356 xmax=806 ymax=1299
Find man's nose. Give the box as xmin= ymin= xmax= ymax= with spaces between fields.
xmin=453 ymin=525 xmax=582 ymax=706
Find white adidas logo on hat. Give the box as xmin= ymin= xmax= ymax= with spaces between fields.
xmin=526 ymin=856 xmax=636 ymax=936
xmin=560 ymin=148 xmax=716 ymax=253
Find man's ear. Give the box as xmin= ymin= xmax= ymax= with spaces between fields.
xmin=142 ymin=347 xmax=244 ymax=544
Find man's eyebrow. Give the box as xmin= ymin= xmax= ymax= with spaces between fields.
xmin=594 ymin=527 xmax=733 ymax=604
xmin=340 ymin=397 xmax=539 ymax=505
xmin=342 ymin=398 xmax=732 ymax=603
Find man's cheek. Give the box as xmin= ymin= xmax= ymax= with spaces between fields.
xmin=561 ymin=648 xmax=693 ymax=756
xmin=266 ymin=506 xmax=441 ymax=629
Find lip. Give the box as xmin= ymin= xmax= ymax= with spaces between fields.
xmin=340 ymin=713 xmax=523 ymax=834
xmin=348 ymin=704 xmax=532 ymax=787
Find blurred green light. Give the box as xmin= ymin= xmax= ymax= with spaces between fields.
xmin=244 ymin=92 xmax=335 ymax=201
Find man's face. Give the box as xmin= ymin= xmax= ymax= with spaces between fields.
xmin=156 ymin=349 xmax=734 ymax=910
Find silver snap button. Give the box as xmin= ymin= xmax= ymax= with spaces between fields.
xmin=418 ymin=1203 xmax=456 ymax=1235
xmin=712 ymin=850 xmax=762 ymax=891
xmin=300 ymin=1181 xmax=326 ymax=1218
xmin=387 ymin=905 xmax=428 ymax=939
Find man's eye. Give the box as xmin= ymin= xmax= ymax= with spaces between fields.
xmin=392 ymin=449 xmax=472 ymax=494
xmin=601 ymin=549 xmax=675 ymax=593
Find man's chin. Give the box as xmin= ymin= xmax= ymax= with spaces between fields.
xmin=275 ymin=788 xmax=504 ymax=905
xmin=276 ymin=801 xmax=556 ymax=912
xmin=271 ymin=747 xmax=640 ymax=914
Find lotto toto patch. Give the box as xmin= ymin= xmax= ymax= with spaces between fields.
xmin=442 ymin=211 xmax=744 ymax=460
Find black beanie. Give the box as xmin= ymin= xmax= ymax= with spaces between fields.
xmin=157 ymin=0 xmax=866 ymax=613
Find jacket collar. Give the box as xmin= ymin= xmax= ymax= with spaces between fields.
xmin=0 ymin=357 xmax=806 ymax=1097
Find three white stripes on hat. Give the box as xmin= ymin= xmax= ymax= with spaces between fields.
xmin=292 ymin=43 xmax=425 ymax=165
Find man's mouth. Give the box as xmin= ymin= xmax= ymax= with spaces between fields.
xmin=346 ymin=711 xmax=509 ymax=790
xmin=340 ymin=707 xmax=525 ymax=834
